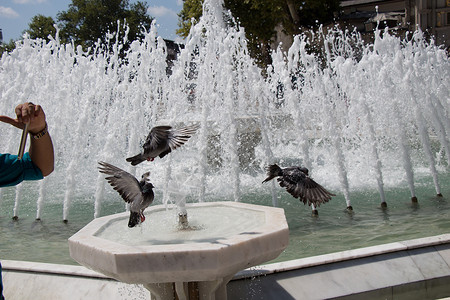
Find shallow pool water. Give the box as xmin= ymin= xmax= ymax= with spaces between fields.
xmin=0 ymin=172 xmax=449 ymax=265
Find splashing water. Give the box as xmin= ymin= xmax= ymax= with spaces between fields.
xmin=0 ymin=0 xmax=448 ymax=224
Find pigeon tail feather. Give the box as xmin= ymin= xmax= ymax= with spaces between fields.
xmin=128 ymin=211 xmax=141 ymax=227
xmin=126 ymin=154 xmax=145 ymax=166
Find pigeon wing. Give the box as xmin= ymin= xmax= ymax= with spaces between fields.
xmin=143 ymin=126 xmax=172 ymax=152
xmin=166 ymin=124 xmax=200 ymax=151
xmin=98 ymin=161 xmax=142 ymax=204
xmin=278 ymin=169 xmax=335 ymax=207
xmin=299 ymin=177 xmax=335 ymax=207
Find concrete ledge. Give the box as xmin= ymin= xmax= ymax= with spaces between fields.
xmin=2 ymin=260 xmax=107 ymax=278
xmin=233 ymin=233 xmax=450 ymax=279
xmin=2 ymin=260 xmax=147 ymax=300
xmin=3 ymin=234 xmax=450 ymax=299
xmin=229 ymin=234 xmax=450 ymax=299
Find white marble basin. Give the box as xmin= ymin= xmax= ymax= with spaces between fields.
xmin=68 ymin=201 xmax=289 ymax=299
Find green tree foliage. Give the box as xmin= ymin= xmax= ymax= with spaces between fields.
xmin=285 ymin=0 xmax=341 ymax=32
xmin=177 ymin=0 xmax=203 ymax=37
xmin=57 ymin=0 xmax=153 ymax=50
xmin=2 ymin=15 xmax=56 ymax=54
xmin=0 ymin=40 xmax=16 ymax=57
xmin=3 ymin=0 xmax=153 ymax=55
xmin=24 ymin=15 xmax=57 ymax=41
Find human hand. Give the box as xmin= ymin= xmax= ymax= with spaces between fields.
xmin=0 ymin=102 xmax=47 ymax=134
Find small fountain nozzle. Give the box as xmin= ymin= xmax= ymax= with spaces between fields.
xmin=178 ymin=211 xmax=189 ymax=229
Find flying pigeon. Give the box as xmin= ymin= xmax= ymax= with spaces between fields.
xmin=262 ymin=164 xmax=335 ymax=207
xmin=126 ymin=124 xmax=200 ymax=166
xmin=98 ymin=161 xmax=154 ymax=228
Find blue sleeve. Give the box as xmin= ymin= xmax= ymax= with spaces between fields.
xmin=0 ymin=152 xmax=44 ymax=187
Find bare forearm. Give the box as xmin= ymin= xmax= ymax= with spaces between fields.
xmin=29 ymin=127 xmax=54 ymax=177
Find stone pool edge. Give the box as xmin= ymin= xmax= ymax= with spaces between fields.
xmin=3 ymin=233 xmax=450 ymax=299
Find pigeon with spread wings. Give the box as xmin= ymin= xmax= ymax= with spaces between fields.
xmin=126 ymin=124 xmax=199 ymax=166
xmin=98 ymin=161 xmax=154 ymax=227
xmin=263 ymin=164 xmax=335 ymax=207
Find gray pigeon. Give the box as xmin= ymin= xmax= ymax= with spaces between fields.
xmin=126 ymin=124 xmax=200 ymax=166
xmin=98 ymin=161 xmax=154 ymax=227
xmin=263 ymin=164 xmax=335 ymax=207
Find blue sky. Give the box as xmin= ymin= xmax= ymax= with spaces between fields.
xmin=0 ymin=0 xmax=183 ymax=43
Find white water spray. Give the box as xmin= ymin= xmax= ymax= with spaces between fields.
xmin=36 ymin=178 xmax=47 ymax=220
xmin=0 ymin=1 xmax=448 ymax=221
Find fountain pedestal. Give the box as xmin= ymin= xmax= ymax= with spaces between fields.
xmin=68 ymin=202 xmax=289 ymax=299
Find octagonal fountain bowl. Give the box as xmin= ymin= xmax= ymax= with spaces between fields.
xmin=68 ymin=201 xmax=289 ymax=300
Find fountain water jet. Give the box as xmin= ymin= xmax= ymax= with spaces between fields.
xmin=12 ymin=183 xmax=22 ymax=220
xmin=394 ymin=106 xmax=417 ymax=202
xmin=363 ymin=102 xmax=387 ymax=206
xmin=415 ymin=104 xmax=442 ymax=196
xmin=257 ymin=91 xmax=278 ymax=207
xmin=1 ymin=18 xmax=448 ymax=217
xmin=35 ymin=178 xmax=47 ymax=220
